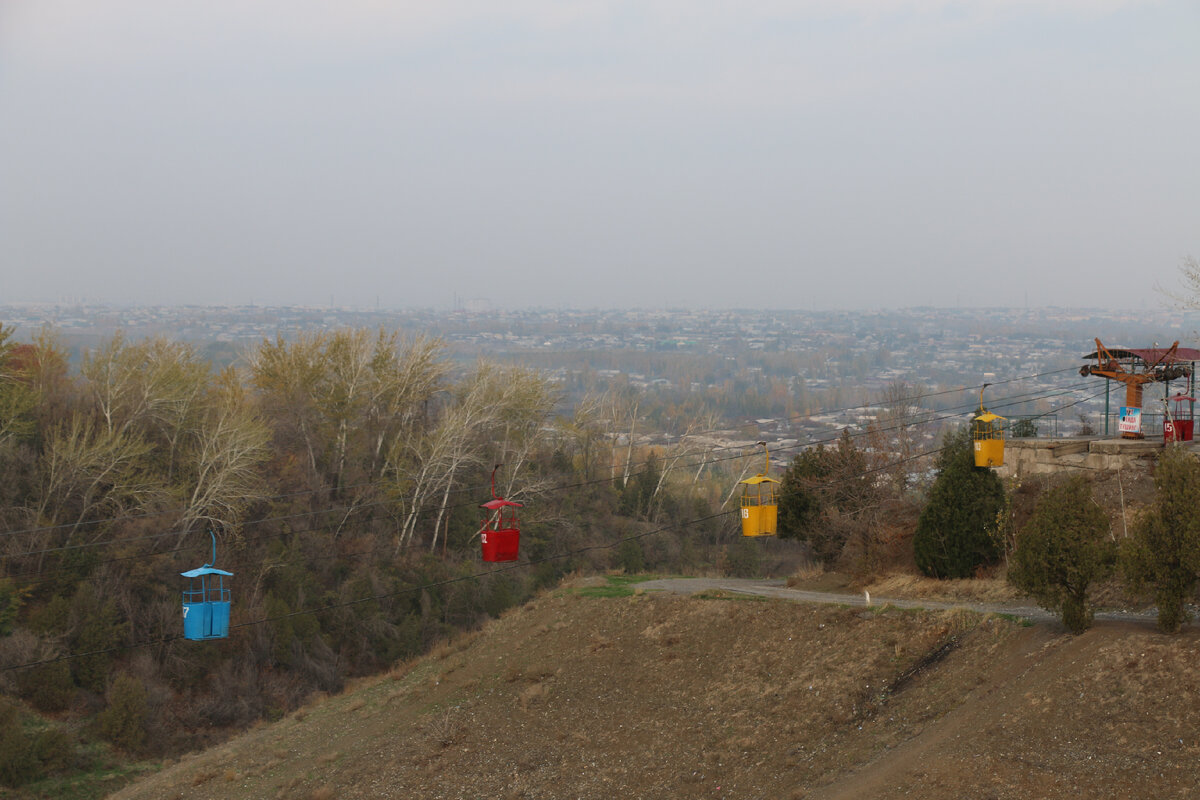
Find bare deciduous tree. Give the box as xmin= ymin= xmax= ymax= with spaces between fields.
xmin=247 ymin=331 xmax=330 ymax=480
xmin=34 ymin=414 xmax=163 ymax=557
xmin=82 ymin=335 xmax=209 ymax=446
xmin=178 ymin=368 xmax=272 ymax=535
xmin=871 ymin=379 xmax=930 ymax=494
xmin=1163 ymin=254 xmax=1200 ymax=309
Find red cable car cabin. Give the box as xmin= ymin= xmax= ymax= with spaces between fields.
xmin=479 ymin=465 xmax=522 ymax=562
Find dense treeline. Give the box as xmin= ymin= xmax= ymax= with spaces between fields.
xmin=776 ymin=418 xmax=1200 ymax=638
xmin=0 ymin=324 xmax=757 ymax=790
xmin=2 ymin=320 xmax=1196 ymax=794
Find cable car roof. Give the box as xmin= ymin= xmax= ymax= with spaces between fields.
xmin=739 ymin=474 xmax=780 ymax=485
xmin=481 ymin=498 xmax=523 ymax=510
xmin=1082 ymin=346 xmax=1200 ymax=363
xmin=975 ymin=412 xmax=1005 ymax=422
xmin=181 ymin=566 xmax=233 ymax=578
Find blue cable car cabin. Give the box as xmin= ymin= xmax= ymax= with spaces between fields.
xmin=181 ymin=565 xmax=233 ymax=641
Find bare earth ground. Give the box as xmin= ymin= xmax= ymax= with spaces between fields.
xmin=110 ymin=578 xmax=1200 ymax=800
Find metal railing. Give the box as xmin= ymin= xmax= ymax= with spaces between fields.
xmin=1002 ymin=412 xmax=1196 ymax=439
xmin=1006 ymin=414 xmax=1059 ymax=439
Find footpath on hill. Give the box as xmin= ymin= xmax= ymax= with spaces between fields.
xmin=111 ymin=577 xmax=1200 ymax=800
xmin=636 ymin=576 xmax=1163 ymax=625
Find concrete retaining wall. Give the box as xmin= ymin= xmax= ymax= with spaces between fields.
xmin=995 ymin=437 xmax=1189 ymax=479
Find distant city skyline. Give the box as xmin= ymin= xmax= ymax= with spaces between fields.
xmin=1 ymin=1 xmax=1197 ymax=310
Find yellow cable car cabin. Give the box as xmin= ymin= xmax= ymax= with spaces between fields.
xmin=738 ymin=442 xmax=780 ymax=536
xmin=972 ymin=385 xmax=1005 ymax=468
xmin=972 ymin=411 xmax=1005 ymax=467
xmin=739 ymin=474 xmax=780 ymax=536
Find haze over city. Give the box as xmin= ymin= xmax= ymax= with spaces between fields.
xmin=1 ymin=1 xmax=1197 ymax=310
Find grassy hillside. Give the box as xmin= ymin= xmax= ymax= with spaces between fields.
xmin=108 ymin=578 xmax=1200 ymax=800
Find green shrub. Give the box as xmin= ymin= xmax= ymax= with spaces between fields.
xmin=97 ymin=672 xmax=149 ymax=753
xmin=0 ymin=702 xmax=70 ymax=787
xmin=1122 ymin=447 xmax=1200 ymax=633
xmin=913 ymin=427 xmax=1005 ymax=579
xmin=618 ymin=539 xmax=645 ymax=574
xmin=0 ymin=702 xmax=38 ymax=787
xmin=1008 ymin=476 xmax=1115 ymax=633
xmin=17 ymin=659 xmax=74 ymax=712
xmin=33 ymin=727 xmax=73 ymax=773
xmin=27 ymin=594 xmax=69 ymax=634
xmin=0 ymin=579 xmax=24 ymax=636
xmin=724 ymin=538 xmax=762 ymax=578
xmin=69 ymin=584 xmax=127 ymax=693
xmin=776 ymin=448 xmax=829 ymax=550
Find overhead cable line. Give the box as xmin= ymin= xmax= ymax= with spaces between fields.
xmin=0 ymin=381 xmax=1131 ymax=672
xmin=0 ymin=364 xmax=1084 ymax=542
xmin=0 ymin=509 xmax=738 ymax=674
xmin=2 ymin=377 xmax=1100 ymax=571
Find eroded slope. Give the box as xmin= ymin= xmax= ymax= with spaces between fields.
xmin=111 ymin=586 xmax=1200 ymax=800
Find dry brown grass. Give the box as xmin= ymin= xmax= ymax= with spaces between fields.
xmin=587 ymin=633 xmax=613 ymax=652
xmin=429 ymin=640 xmax=456 ymax=660
xmin=864 ymin=572 xmax=1022 ymax=603
xmin=189 ymin=769 xmax=217 ymax=786
xmin=110 ymin=591 xmax=1200 ymax=800
xmin=426 ymin=707 xmax=463 ymax=747
xmin=791 ymin=557 xmax=826 ymax=582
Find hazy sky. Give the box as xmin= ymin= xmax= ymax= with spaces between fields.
xmin=1 ymin=1 xmax=1197 ymax=310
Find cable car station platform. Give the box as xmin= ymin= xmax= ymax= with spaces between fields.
xmin=997 ymin=436 xmax=1200 ymax=479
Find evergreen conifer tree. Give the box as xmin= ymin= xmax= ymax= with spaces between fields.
xmin=1122 ymin=446 xmax=1200 ymax=633
xmin=1008 ymin=476 xmax=1115 ymax=633
xmin=913 ymin=427 xmax=1004 ymax=578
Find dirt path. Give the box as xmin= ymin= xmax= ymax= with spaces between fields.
xmin=637 ymin=576 xmax=1159 ymax=625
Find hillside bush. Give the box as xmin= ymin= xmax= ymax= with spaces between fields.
xmin=1008 ymin=476 xmax=1115 ymax=633
xmin=18 ymin=660 xmax=74 ymax=713
xmin=0 ymin=580 xmax=23 ymax=637
xmin=618 ymin=538 xmax=645 ymax=573
xmin=1122 ymin=446 xmax=1200 ymax=633
xmin=777 ymin=430 xmax=874 ymax=565
xmin=776 ymin=447 xmax=829 ymax=552
xmin=68 ymin=584 xmax=126 ymax=694
xmin=97 ymin=672 xmax=149 ymax=753
xmin=0 ymin=702 xmax=37 ymax=787
xmin=913 ymin=427 xmax=1005 ymax=579
xmin=0 ymin=701 xmax=72 ymax=788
